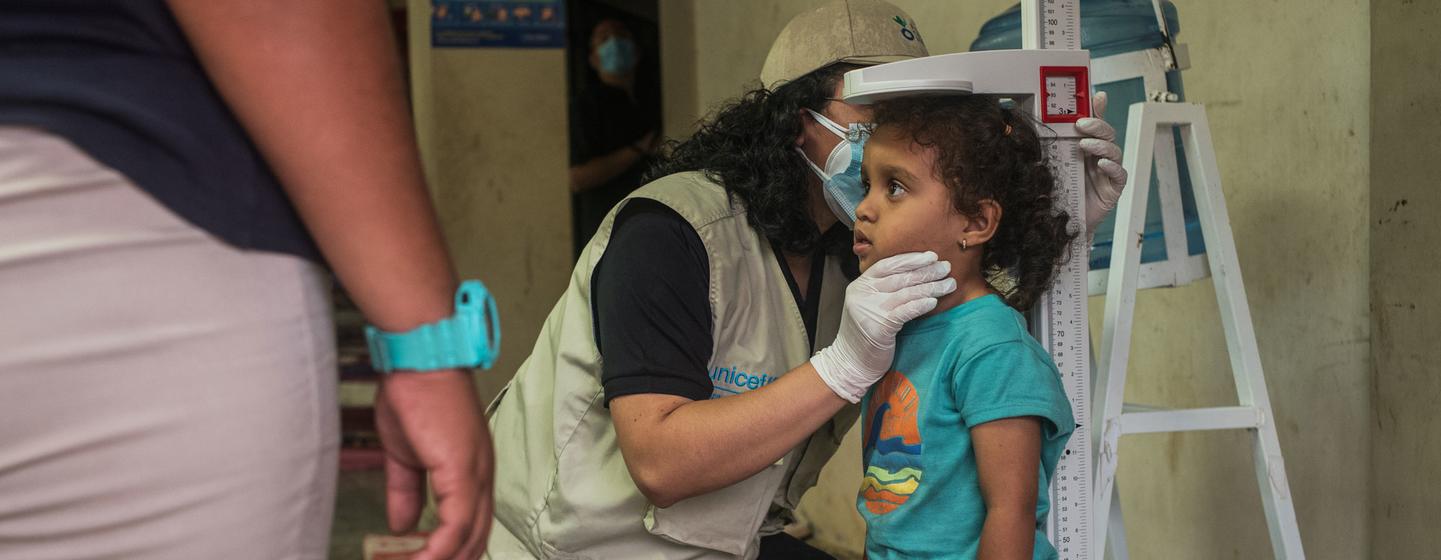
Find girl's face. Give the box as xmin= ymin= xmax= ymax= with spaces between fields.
xmin=853 ymin=125 xmax=969 ymax=272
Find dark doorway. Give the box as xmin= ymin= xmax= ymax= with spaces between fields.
xmin=564 ymin=0 xmax=663 ymax=258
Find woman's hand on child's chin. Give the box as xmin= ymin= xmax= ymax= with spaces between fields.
xmin=810 ymin=251 xmax=956 ymax=403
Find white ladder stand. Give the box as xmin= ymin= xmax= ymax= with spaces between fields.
xmin=1088 ymin=51 xmax=1307 ymax=560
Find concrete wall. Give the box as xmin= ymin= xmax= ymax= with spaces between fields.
xmin=410 ymin=1 xmax=575 ymax=402
xmin=1369 ymin=0 xmax=1441 ymax=557
xmin=662 ymin=1 xmax=1373 ymax=558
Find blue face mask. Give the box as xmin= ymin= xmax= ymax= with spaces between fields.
xmin=597 ymin=36 xmax=637 ymax=75
xmin=797 ymin=108 xmax=870 ymax=228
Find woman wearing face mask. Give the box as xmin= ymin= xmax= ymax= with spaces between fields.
xmin=487 ymin=1 xmax=1129 ymax=558
xmin=567 ymin=18 xmax=662 ymax=257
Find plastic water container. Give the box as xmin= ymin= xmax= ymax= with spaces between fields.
xmin=971 ymin=0 xmax=1205 ymax=271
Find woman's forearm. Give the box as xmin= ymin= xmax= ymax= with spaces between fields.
xmin=167 ymin=0 xmax=456 ymax=330
xmin=611 ymin=362 xmax=849 ymax=507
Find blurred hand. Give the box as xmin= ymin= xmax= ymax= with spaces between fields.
xmin=375 ymin=370 xmax=495 ymax=560
xmin=634 ymin=129 xmax=659 ymax=155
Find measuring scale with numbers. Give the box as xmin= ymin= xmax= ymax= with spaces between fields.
xmin=842 ymin=1 xmax=1094 ymax=557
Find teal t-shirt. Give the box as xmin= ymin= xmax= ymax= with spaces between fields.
xmin=857 ymin=294 xmax=1075 ymax=559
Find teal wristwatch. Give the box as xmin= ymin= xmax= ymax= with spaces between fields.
xmin=365 ymin=280 xmax=501 ymax=373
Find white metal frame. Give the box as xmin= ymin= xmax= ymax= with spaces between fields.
xmin=1086 ymin=47 xmax=1209 ymax=297
xmin=1091 ymin=102 xmax=1306 ymax=559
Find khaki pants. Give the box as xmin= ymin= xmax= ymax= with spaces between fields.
xmin=0 ymin=128 xmax=338 ymax=559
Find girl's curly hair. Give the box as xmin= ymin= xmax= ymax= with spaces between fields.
xmin=645 ymin=64 xmax=857 ymax=256
xmin=871 ymin=94 xmax=1076 ymax=311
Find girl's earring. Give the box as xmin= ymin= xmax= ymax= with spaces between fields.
xmin=958 ymin=238 xmax=968 ymax=251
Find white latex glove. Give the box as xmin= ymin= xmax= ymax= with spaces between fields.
xmin=1077 ymin=91 xmax=1129 ymax=237
xmin=811 ymin=251 xmax=957 ymax=403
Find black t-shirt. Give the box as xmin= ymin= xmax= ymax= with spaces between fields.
xmin=593 ymin=198 xmax=854 ymax=406
xmin=0 ymin=0 xmax=320 ymax=262
xmin=569 ymin=81 xmax=660 ymax=255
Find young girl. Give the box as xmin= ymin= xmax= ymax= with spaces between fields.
xmin=852 ymin=94 xmax=1076 ymax=559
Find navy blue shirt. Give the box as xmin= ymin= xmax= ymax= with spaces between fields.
xmin=0 ymin=0 xmax=320 ymax=262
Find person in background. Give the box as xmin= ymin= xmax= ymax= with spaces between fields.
xmin=567 ymin=17 xmax=663 ymax=256
xmin=0 ymin=1 xmax=493 ymax=558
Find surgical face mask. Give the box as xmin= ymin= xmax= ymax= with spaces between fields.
xmin=796 ymin=108 xmax=870 ymax=228
xmin=597 ymin=36 xmax=637 ymax=75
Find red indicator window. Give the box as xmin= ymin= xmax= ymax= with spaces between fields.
xmin=1040 ymin=66 xmax=1090 ymax=124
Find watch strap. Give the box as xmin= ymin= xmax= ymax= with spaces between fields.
xmin=365 ymin=280 xmax=500 ymax=373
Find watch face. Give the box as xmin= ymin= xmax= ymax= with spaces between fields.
xmin=457 ymin=280 xmax=501 ymax=369
xmin=457 ymin=280 xmax=483 ymax=309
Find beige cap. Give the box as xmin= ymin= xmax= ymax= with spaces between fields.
xmin=760 ymin=0 xmax=930 ymax=91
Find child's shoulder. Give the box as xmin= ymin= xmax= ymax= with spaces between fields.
xmin=918 ymin=300 xmax=1057 ymax=392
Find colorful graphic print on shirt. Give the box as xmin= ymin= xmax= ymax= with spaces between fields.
xmin=860 ymin=371 xmax=923 ymax=515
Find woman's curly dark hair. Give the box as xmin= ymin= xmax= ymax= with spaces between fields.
xmin=871 ymin=94 xmax=1077 ymax=311
xmin=645 ymin=64 xmax=858 ymax=256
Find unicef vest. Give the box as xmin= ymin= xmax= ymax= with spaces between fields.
xmin=485 ymin=172 xmax=857 ymax=559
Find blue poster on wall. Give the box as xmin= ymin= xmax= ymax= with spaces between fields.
xmin=431 ymin=1 xmax=565 ymax=48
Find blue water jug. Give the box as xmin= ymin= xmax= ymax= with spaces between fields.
xmin=971 ymin=0 xmax=1205 ymax=272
